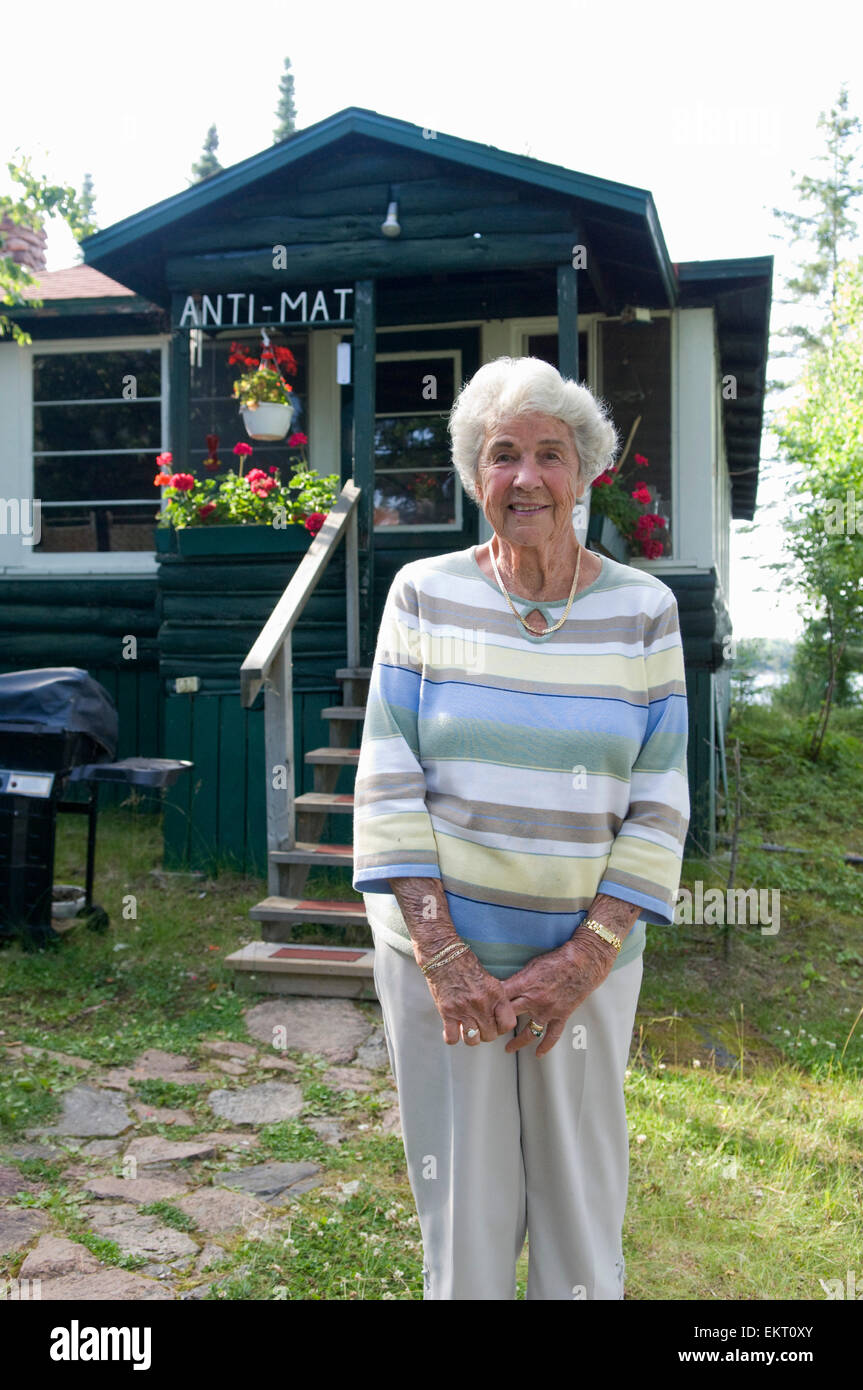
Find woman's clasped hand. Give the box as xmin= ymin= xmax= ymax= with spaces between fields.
xmin=423 ymin=937 xmax=616 ymax=1058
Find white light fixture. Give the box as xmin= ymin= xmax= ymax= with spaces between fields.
xmin=620 ymin=305 xmax=652 ymax=324
xmin=336 ymin=342 xmax=352 ymax=384
xmin=381 ymin=184 xmax=401 ymax=237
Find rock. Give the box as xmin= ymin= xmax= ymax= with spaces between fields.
xmin=34 ymin=1270 xmax=175 ymax=1300
xmin=201 ymin=1040 xmax=257 ymax=1059
xmin=379 ymin=1106 xmax=402 ymax=1138
xmin=243 ymin=999 xmax=373 ymax=1063
xmin=196 ymin=1131 xmax=260 ymax=1152
xmin=305 ymin=1117 xmax=349 ymax=1146
xmin=123 ymin=1136 xmax=218 ymax=1168
xmin=195 ymin=1241 xmax=229 ymax=1273
xmin=213 ymin=1060 xmax=247 ymax=1076
xmin=131 ymin=1102 xmax=195 ymax=1126
xmin=0 ymin=1164 xmax=38 ymax=1197
xmin=0 ymin=1142 xmax=62 ymax=1161
xmin=207 ymin=1082 xmax=304 ymax=1126
xmin=218 ymin=1161 xmax=322 ymax=1203
xmin=134 ymin=1049 xmax=194 ymax=1074
xmin=256 ymin=1057 xmax=299 ymax=1074
xmin=173 ymin=1187 xmax=270 ymax=1234
xmin=355 ymin=1030 xmax=392 ymax=1071
xmin=377 ymin=1089 xmax=399 ymax=1108
xmin=79 ymin=1139 xmax=125 ymax=1157
xmin=98 ymin=1067 xmax=218 ymax=1092
xmin=9 ymin=1044 xmax=93 ymax=1071
xmin=321 ymin=1065 xmax=376 ymax=1093
xmin=81 ymin=1176 xmax=190 ymax=1203
xmin=0 ymin=1208 xmax=50 ymax=1254
xmin=182 ymin=1282 xmax=213 ymax=1299
xmin=83 ymin=1202 xmax=198 ymax=1261
xmin=19 ymin=1234 xmax=101 ymax=1277
xmin=26 ymin=1085 xmax=132 ymax=1138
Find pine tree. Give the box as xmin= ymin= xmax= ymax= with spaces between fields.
xmin=191 ymin=125 xmax=223 ymax=183
xmin=80 ymin=173 xmax=97 ymax=232
xmin=770 ymin=83 xmax=863 ymax=364
xmin=273 ymin=57 xmax=297 ymax=143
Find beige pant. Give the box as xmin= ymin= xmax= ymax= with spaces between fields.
xmin=373 ymin=934 xmax=644 ymax=1300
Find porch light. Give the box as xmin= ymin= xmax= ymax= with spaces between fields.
xmin=381 ymin=185 xmax=401 ymax=237
xmin=620 ymin=305 xmax=652 ymax=324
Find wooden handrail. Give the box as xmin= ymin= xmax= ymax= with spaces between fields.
xmin=240 ymin=480 xmax=361 ymax=707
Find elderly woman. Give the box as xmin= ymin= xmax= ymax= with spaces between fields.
xmin=351 ymin=356 xmax=689 ymax=1301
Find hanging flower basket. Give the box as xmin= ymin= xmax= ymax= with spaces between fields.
xmin=240 ymin=401 xmax=294 ymax=441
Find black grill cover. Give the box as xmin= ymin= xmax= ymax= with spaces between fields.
xmin=0 ymin=668 xmax=118 ymax=760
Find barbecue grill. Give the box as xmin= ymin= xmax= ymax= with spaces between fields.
xmin=0 ymin=667 xmax=192 ymax=943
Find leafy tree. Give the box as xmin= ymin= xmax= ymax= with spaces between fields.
xmin=79 ymin=172 xmax=97 ymax=233
xmin=191 ymin=125 xmax=223 ymax=183
xmin=0 ymin=153 xmax=89 ymax=345
xmin=769 ymin=257 xmax=863 ymax=758
xmin=273 ymin=57 xmax=297 ymax=143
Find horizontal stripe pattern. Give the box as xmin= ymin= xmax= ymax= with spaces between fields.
xmin=352 ymin=546 xmax=690 ymax=978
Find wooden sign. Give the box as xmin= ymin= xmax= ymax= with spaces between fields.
xmin=175 ymin=287 xmax=354 ymax=328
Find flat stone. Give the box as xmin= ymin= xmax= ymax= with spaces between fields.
xmin=201 ymin=1040 xmax=257 ymax=1059
xmin=124 ymin=1136 xmax=217 ymax=1167
xmin=305 ymin=1117 xmax=349 ymax=1146
xmin=0 ymin=1207 xmax=50 ymax=1254
xmin=131 ymin=1102 xmax=196 ymax=1126
xmin=321 ymin=1065 xmax=377 ymax=1093
xmin=84 ymin=1203 xmax=198 ymax=1260
xmin=196 ymin=1131 xmax=260 ymax=1152
xmin=213 ymin=1060 xmax=247 ymax=1076
xmin=256 ymin=1056 xmax=299 ymax=1074
xmin=0 ymin=1142 xmax=62 ymax=1161
xmin=218 ymin=1161 xmax=322 ymax=1203
xmin=98 ymin=1067 xmax=218 ymax=1091
xmin=19 ymin=1234 xmax=102 ymax=1277
xmin=79 ymin=1139 xmax=125 ymax=1157
xmin=243 ymin=999 xmax=373 ymax=1063
xmin=173 ymin=1187 xmax=270 ymax=1234
xmin=9 ymin=1044 xmax=93 ymax=1071
xmin=133 ymin=1048 xmax=194 ymax=1074
xmin=81 ymin=1176 xmax=190 ymax=1203
xmin=27 ymin=1084 xmax=132 ymax=1138
xmin=379 ymin=1105 xmax=402 ymax=1138
xmin=355 ymin=1030 xmax=392 ymax=1071
xmin=207 ymin=1082 xmax=304 ymax=1126
xmin=377 ymin=1089 xmax=399 ymax=1108
xmin=0 ymin=1164 xmax=39 ymax=1197
xmin=34 ymin=1270 xmax=175 ymax=1300
xmin=196 ymin=1241 xmax=229 ymax=1273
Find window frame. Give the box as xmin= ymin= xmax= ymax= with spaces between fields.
xmin=372 ymin=347 xmax=464 ymax=534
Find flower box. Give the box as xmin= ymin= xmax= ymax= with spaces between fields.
xmin=162 ymin=523 xmax=316 ymax=557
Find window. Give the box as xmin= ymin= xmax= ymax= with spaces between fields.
xmin=598 ymin=317 xmax=672 ymax=557
xmin=32 ymin=345 xmax=164 ymax=552
xmin=373 ymin=352 xmax=460 ymax=529
xmin=189 ymin=331 xmax=308 ymax=474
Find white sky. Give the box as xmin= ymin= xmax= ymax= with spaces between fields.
xmin=3 ymin=0 xmax=862 ymax=643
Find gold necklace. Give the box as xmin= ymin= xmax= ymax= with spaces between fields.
xmin=488 ymin=536 xmax=582 ymax=636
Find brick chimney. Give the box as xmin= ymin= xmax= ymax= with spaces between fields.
xmin=0 ymin=214 xmax=48 ymax=272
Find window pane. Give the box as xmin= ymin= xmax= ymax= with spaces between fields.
xmin=374 ymin=415 xmax=456 ymax=526
xmin=35 ymin=453 xmax=158 ymax=504
xmin=599 ymin=318 xmax=672 ymax=557
xmin=526 ymin=332 xmax=587 ymax=381
xmin=34 ymin=401 xmax=161 ymax=453
xmin=32 ymin=501 xmax=158 ymax=554
xmin=33 ymin=350 xmax=161 ymax=402
xmin=376 ymin=357 xmax=455 ymax=413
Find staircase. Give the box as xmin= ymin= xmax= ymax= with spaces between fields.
xmin=225 ymin=482 xmax=379 ymax=999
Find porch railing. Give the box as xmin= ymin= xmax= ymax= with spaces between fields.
xmin=240 ymin=481 xmax=361 ymax=895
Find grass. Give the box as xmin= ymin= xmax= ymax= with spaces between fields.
xmin=1 ymin=699 xmax=862 ymax=1299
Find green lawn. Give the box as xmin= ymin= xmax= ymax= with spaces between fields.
xmin=1 ymin=699 xmax=861 ymax=1299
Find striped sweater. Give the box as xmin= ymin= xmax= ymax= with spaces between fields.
xmin=351 ymin=544 xmax=690 ymax=978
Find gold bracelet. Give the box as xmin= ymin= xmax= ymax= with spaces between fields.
xmin=421 ymin=944 xmax=471 ymax=975
xmin=423 ymin=940 xmax=464 ymax=967
xmin=581 ymin=917 xmax=623 ymax=953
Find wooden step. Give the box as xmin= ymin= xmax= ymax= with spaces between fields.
xmin=269 ymin=841 xmax=354 ymax=865
xmin=304 ymin=747 xmax=360 ymax=765
xmin=321 ymin=706 xmax=365 ymax=721
xmin=225 ymin=940 xmax=376 ymax=999
xmin=335 ymin=667 xmax=372 ymax=680
xmin=294 ymin=792 xmax=355 ymax=814
xmin=249 ymin=895 xmax=367 ymax=926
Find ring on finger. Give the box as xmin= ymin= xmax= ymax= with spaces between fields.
xmin=528 ymin=1019 xmax=545 ymax=1037
xmin=463 ymin=1024 xmax=479 ymax=1040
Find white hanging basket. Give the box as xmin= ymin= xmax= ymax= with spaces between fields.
xmin=240 ymin=401 xmax=294 ymax=441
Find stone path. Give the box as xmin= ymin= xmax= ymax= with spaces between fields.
xmin=0 ymin=998 xmax=400 ymax=1300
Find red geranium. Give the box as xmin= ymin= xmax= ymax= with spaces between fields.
xmin=631 ymin=483 xmax=651 ymax=505
xmin=304 ymin=512 xmax=326 ymax=536
xmin=154 ymin=472 xmax=172 ymax=487
xmin=233 ymin=442 xmax=253 ymax=457
xmin=642 ymin=538 xmax=664 ymax=559
xmin=287 ymin=432 xmax=308 ymax=448
xmin=633 ymin=453 xmax=649 ymax=466
xmin=197 ymin=502 xmax=217 ymax=519
xmin=169 ymin=473 xmax=196 ymax=491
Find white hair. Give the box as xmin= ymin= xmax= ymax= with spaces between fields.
xmin=448 ymin=356 xmax=619 ymax=502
